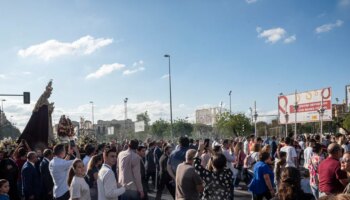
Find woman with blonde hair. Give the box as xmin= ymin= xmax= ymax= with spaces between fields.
xmin=234 ymin=142 xmax=246 ymax=188
xmin=67 ymin=159 xmax=91 ymax=200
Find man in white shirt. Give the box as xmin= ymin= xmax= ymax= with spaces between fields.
xmin=222 ymin=139 xmax=235 ymax=171
xmin=280 ymin=137 xmax=297 ymax=167
xmin=49 ymin=143 xmax=80 ymax=200
xmin=303 ymin=139 xmax=315 ymax=169
xmin=98 ymin=148 xmax=125 ymax=200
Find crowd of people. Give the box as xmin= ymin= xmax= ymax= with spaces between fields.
xmin=2 ymin=133 xmax=350 ymax=200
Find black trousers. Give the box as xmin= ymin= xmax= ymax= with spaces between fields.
xmin=253 ymin=191 xmax=272 ymax=200
xmin=155 ymin=177 xmax=175 ymax=200
xmin=54 ymin=191 xmax=70 ymax=200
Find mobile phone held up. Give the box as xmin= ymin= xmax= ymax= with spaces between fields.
xmin=204 ymin=139 xmax=210 ymax=148
xmin=70 ymin=140 xmax=75 ymax=147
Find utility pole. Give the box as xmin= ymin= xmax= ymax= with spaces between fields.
xmin=229 ymin=90 xmax=232 ymax=115
xmin=124 ymin=98 xmax=128 ymax=135
xmin=254 ymin=101 xmax=258 ymax=137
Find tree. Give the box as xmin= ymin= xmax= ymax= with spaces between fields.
xmin=150 ymin=119 xmax=170 ymax=139
xmin=216 ymin=112 xmax=253 ymax=137
xmin=173 ymin=119 xmax=193 ymax=137
xmin=342 ymin=113 xmax=350 ymax=134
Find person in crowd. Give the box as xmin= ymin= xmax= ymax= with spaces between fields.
xmin=261 ymin=144 xmax=271 ymax=154
xmin=87 ymin=154 xmax=102 ymax=200
xmin=270 ymin=136 xmax=277 ymax=160
xmin=49 ymin=143 xmax=80 ymax=200
xmin=40 ymin=149 xmax=54 ymax=200
xmin=21 ymin=151 xmax=41 ymax=200
xmin=15 ymin=147 xmax=27 ymax=199
xmin=83 ymin=144 xmax=96 ymax=168
xmin=167 ymin=137 xmax=190 ymax=181
xmin=137 ymin=145 xmax=149 ymax=200
xmin=194 ymin=143 xmax=233 ymax=200
xmin=319 ymin=143 xmax=348 ymax=197
xmin=249 ymin=152 xmax=275 ymax=200
xmin=145 ymin=141 xmax=157 ymax=191
xmin=341 ymin=152 xmax=350 ymax=194
xmin=337 ymin=134 xmax=350 ymax=153
xmin=67 ymin=159 xmax=91 ymax=200
xmin=118 ymin=139 xmax=144 ymax=200
xmin=98 ymin=148 xmax=125 ymax=200
xmin=273 ymin=167 xmax=314 ymax=200
xmin=175 ymin=149 xmax=203 ymax=200
xmin=308 ymin=142 xmax=324 ymax=199
xmin=301 ymin=170 xmax=312 ymax=194
xmin=222 ymin=139 xmax=235 ymax=171
xmin=304 ymin=139 xmax=316 ymax=170
xmin=234 ymin=141 xmax=246 ymax=189
xmin=280 ymin=137 xmax=297 ymax=167
xmin=322 ymin=135 xmax=331 ymax=147
xmin=156 ymin=145 xmax=175 ymax=200
xmin=244 ymin=136 xmax=250 ymax=155
xmin=243 ymin=143 xmax=260 ymax=185
xmin=200 ymin=146 xmax=211 ymax=168
xmin=0 ymin=150 xmax=19 ymax=200
xmin=0 ymin=179 xmax=10 ymax=200
xmin=274 ymin=151 xmax=286 ymax=190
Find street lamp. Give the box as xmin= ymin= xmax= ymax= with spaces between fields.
xmin=249 ymin=107 xmax=253 ymax=126
xmin=254 ymin=101 xmax=258 ymax=137
xmin=164 ymin=54 xmax=173 ymax=139
xmin=0 ymin=99 xmax=6 ymax=126
xmin=318 ymin=97 xmax=325 ymax=142
xmin=89 ymin=101 xmax=96 ymax=139
xmin=293 ymin=90 xmax=298 ymax=140
xmin=229 ymin=90 xmax=232 ymax=115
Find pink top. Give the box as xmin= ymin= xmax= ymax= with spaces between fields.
xmin=308 ymin=154 xmax=324 ymax=186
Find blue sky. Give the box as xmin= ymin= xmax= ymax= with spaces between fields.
xmin=0 ymin=0 xmax=349 ymax=129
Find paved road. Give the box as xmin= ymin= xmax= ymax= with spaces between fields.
xmin=148 ymin=188 xmax=252 ymax=200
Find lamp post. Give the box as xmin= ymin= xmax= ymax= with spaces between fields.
xmin=229 ymin=90 xmax=232 ymax=115
xmin=254 ymin=101 xmax=258 ymax=137
xmin=89 ymin=101 xmax=95 ymax=139
xmin=318 ymin=96 xmax=325 ymax=142
xmin=0 ymin=99 xmax=5 ymax=126
xmin=293 ymin=90 xmax=298 ymax=140
xmin=285 ymin=105 xmax=289 ymax=138
xmin=164 ymin=54 xmax=173 ymax=139
xmin=249 ymin=107 xmax=253 ymax=126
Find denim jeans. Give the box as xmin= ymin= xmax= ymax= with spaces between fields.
xmin=311 ymin=184 xmax=319 ymax=200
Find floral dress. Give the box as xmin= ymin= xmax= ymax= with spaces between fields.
xmin=194 ymin=157 xmax=233 ymax=200
xmin=308 ymin=154 xmax=324 ymax=187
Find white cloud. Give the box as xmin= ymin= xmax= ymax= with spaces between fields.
xmin=123 ymin=60 xmax=145 ymax=75
xmin=0 ymin=74 xmax=7 ymax=79
xmin=339 ymin=0 xmax=350 ymax=6
xmin=86 ymin=63 xmax=125 ymax=79
xmin=257 ymin=27 xmax=296 ymax=44
xmin=123 ymin=67 xmax=145 ymax=75
xmin=246 ymin=0 xmax=257 ymax=3
xmin=315 ymin=20 xmax=343 ymax=34
xmin=18 ymin=35 xmax=113 ymax=61
xmin=284 ymin=35 xmax=296 ymax=44
xmin=161 ymin=74 xmax=169 ymax=79
xmin=22 ymin=71 xmax=32 ymax=75
xmin=257 ymin=27 xmax=286 ymax=43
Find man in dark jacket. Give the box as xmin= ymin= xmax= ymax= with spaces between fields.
xmin=137 ymin=146 xmax=148 ymax=200
xmin=40 ymin=149 xmax=54 ymax=200
xmin=21 ymin=151 xmax=41 ymax=200
xmin=156 ymin=146 xmax=175 ymax=200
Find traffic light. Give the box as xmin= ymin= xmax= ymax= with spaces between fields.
xmin=23 ymin=92 xmax=30 ymax=104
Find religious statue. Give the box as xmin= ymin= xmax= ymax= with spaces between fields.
xmin=18 ymin=80 xmax=55 ymax=149
xmin=57 ymin=115 xmax=75 ymax=141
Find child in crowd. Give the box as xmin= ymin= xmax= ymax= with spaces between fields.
xmin=274 ymin=151 xmax=287 ymax=190
xmin=0 ymin=179 xmax=10 ymax=200
xmin=67 ymin=159 xmax=91 ymax=200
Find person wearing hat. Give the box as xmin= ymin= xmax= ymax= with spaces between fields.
xmin=318 ymin=143 xmax=348 ymax=197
